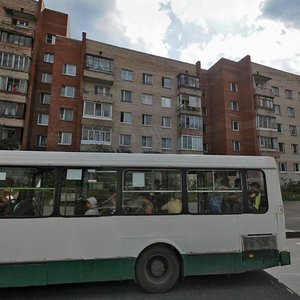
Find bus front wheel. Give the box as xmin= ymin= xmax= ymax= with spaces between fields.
xmin=135 ymin=245 xmax=180 ymax=293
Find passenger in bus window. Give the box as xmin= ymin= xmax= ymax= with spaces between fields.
xmin=223 ymin=178 xmax=243 ymax=212
xmin=209 ymin=177 xmax=230 ymax=213
xmin=161 ymin=197 xmax=182 ymax=214
xmin=249 ymin=182 xmax=261 ymax=212
xmin=84 ymin=197 xmax=100 ymax=216
xmin=143 ymin=197 xmax=154 ymax=214
xmin=209 ymin=193 xmax=222 ymax=213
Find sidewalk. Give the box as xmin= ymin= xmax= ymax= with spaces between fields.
xmin=284 ymin=201 xmax=300 ymax=238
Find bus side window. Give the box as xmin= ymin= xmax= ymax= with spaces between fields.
xmin=246 ymin=170 xmax=268 ymax=213
xmin=122 ymin=169 xmax=182 ymax=215
xmin=59 ymin=169 xmax=117 ymax=217
xmin=0 ymin=167 xmax=55 ymax=217
xmin=187 ymin=170 xmax=242 ymax=214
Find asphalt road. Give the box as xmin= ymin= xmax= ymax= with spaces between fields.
xmin=0 ymin=268 xmax=299 ymax=300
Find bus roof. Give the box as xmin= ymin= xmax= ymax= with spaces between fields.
xmin=0 ymin=151 xmax=277 ymax=170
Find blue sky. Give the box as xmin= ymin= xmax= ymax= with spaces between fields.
xmin=44 ymin=0 xmax=300 ymax=74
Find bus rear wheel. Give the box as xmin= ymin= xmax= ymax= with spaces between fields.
xmin=135 ymin=245 xmax=180 ymax=293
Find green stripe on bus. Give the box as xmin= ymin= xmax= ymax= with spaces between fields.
xmin=183 ymin=250 xmax=280 ymax=276
xmin=0 ymin=250 xmax=284 ymax=288
xmin=0 ymin=258 xmax=135 ymax=288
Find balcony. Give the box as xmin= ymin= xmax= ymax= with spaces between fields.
xmin=83 ymin=89 xmax=113 ymax=104
xmin=253 ymin=86 xmax=274 ymax=98
xmin=83 ymin=69 xmax=114 ymax=85
xmin=177 ymin=94 xmax=201 ymax=113
xmin=1 ymin=20 xmax=34 ymax=36
xmin=4 ymin=7 xmax=36 ymax=21
xmin=178 ymin=73 xmax=200 ymax=89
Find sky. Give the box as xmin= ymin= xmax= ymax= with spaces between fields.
xmin=44 ymin=0 xmax=300 ymax=74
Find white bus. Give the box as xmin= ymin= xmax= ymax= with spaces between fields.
xmin=0 ymin=151 xmax=290 ymax=293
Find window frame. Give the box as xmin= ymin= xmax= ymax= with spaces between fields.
xmin=63 ymin=64 xmax=77 ymax=76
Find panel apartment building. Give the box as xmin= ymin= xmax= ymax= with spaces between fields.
xmin=1 ymin=0 xmax=300 ymax=184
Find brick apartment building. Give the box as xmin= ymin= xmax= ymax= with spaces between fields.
xmin=1 ymin=0 xmax=300 ymax=184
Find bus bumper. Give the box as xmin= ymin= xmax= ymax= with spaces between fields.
xmin=280 ymin=251 xmax=291 ymax=266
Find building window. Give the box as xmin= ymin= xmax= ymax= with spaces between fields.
xmin=142 ymin=93 xmax=153 ymax=105
xmin=178 ymin=94 xmax=201 ymax=109
xmin=162 ymin=117 xmax=171 ymax=128
xmin=287 ymin=107 xmax=295 ymax=117
xmin=0 ymin=31 xmax=32 ymax=47
xmin=232 ymin=120 xmax=239 ymax=131
xmin=12 ymin=19 xmax=28 ymax=28
xmin=119 ymin=134 xmax=131 ymax=147
xmin=143 ymin=73 xmax=153 ymax=85
xmin=257 ymin=115 xmax=276 ymax=130
xmin=61 ymin=86 xmax=75 ymax=98
xmin=274 ymin=104 xmax=281 ymax=115
xmin=232 ymin=140 xmax=240 ymax=152
xmin=121 ymin=90 xmax=132 ymax=102
xmin=298 ymin=92 xmax=300 ymax=101
xmin=181 ymin=135 xmax=202 ymax=151
xmin=202 ymin=107 xmax=208 ymax=116
xmin=277 ymin=123 xmax=282 ymax=133
xmin=83 ymin=101 xmax=112 ymax=119
xmin=120 ymin=112 xmax=132 ymax=124
xmin=95 ymin=86 xmax=110 ymax=95
xmin=180 ymin=115 xmax=202 ymax=130
xmin=259 ymin=96 xmax=273 ymax=110
xmin=121 ymin=69 xmax=133 ymax=81
xmin=162 ymin=77 xmax=171 ymax=88
xmin=0 ymin=52 xmax=30 ymax=71
xmin=279 ymin=162 xmax=287 ymax=173
xmin=230 ymin=100 xmax=239 ymax=111
xmin=279 ymin=142 xmax=285 ymax=153
xmin=43 ymin=53 xmax=54 ymax=63
xmin=63 ymin=64 xmax=76 ymax=76
xmin=58 ymin=132 xmax=72 ymax=145
xmin=81 ymin=126 xmax=111 ymax=145
xmin=293 ymin=163 xmax=300 ymax=173
xmin=259 ymin=136 xmax=278 ymax=150
xmin=37 ymin=114 xmax=49 ymax=126
xmin=142 ymin=136 xmax=152 ymax=148
xmin=0 ymin=101 xmax=19 ymax=117
xmin=36 ymin=135 xmax=47 ymax=147
xmin=41 ymin=73 xmax=52 ymax=84
xmin=40 ymin=93 xmax=51 ymax=104
xmin=161 ymin=97 xmax=171 ymax=108
xmin=289 ymin=125 xmax=297 ymax=136
xmin=229 ymin=82 xmax=238 ymax=92
xmin=291 ymin=144 xmax=299 ymax=154
xmin=178 ymin=74 xmax=200 ymax=88
xmin=46 ymin=34 xmax=56 ymax=45
xmin=272 ymin=86 xmax=279 ymax=96
xmin=142 ymin=114 xmax=152 ymax=126
xmin=162 ymin=137 xmax=172 ymax=149
xmin=2 ymin=77 xmax=26 ymax=93
xmin=60 ymin=108 xmax=74 ymax=121
xmin=0 ymin=76 xmax=28 ymax=94
xmin=203 ymin=143 xmax=208 ymax=153
xmin=85 ymin=54 xmax=113 ymax=73
xmin=285 ymin=89 xmax=293 ymax=100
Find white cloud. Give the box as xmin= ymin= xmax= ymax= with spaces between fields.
xmin=179 ymin=19 xmax=300 ymax=74
xmin=43 ymin=0 xmax=300 ymax=75
xmin=115 ymin=0 xmax=171 ymax=56
xmin=170 ymin=0 xmax=262 ymax=31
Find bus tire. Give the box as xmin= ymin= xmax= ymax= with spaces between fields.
xmin=135 ymin=244 xmax=180 ymax=293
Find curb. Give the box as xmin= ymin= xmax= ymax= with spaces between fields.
xmin=286 ymin=231 xmax=300 ymax=239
